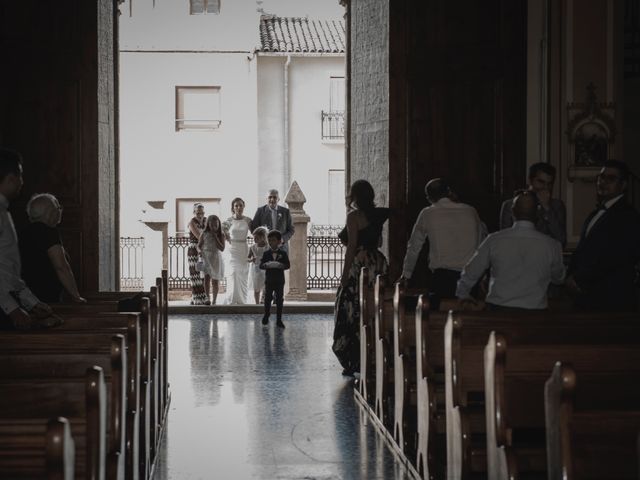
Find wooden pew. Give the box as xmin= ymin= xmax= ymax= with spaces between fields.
xmin=68 ymin=276 xmax=169 ymax=479
xmin=359 ymin=267 xmax=376 ymax=404
xmin=79 ymin=270 xmax=169 ymax=458
xmin=0 ymin=416 xmax=75 ymax=480
xmin=67 ymin=273 xmax=169 ymax=479
xmin=52 ymin=306 xmax=149 ymax=480
xmin=47 ymin=417 xmax=76 ymax=480
xmin=45 ymin=310 xmax=142 ymax=480
xmin=481 ymin=314 xmax=640 ymax=480
xmin=414 ymin=294 xmax=448 ymax=479
xmin=545 ymin=362 xmax=640 ymax=480
xmin=161 ymin=270 xmax=170 ymax=424
xmin=0 ymin=333 xmax=127 ymax=480
xmin=392 ymin=283 xmax=428 ymax=459
xmin=374 ymin=274 xmax=396 ymax=430
xmin=445 ymin=311 xmax=640 ymax=479
xmin=0 ymin=366 xmax=106 ymax=480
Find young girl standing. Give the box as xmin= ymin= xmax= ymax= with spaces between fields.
xmin=247 ymin=226 xmax=269 ymax=304
xmin=197 ymin=215 xmax=225 ymax=305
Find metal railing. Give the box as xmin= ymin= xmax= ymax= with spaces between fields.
xmin=168 ymin=236 xmax=191 ymax=290
xmin=309 ymin=224 xmax=343 ymax=236
xmin=321 ymin=110 xmax=345 ymax=140
xmin=307 ymin=235 xmax=346 ymax=289
xmin=120 ymin=237 xmax=144 ymax=291
xmin=124 ymin=228 xmax=346 ymax=292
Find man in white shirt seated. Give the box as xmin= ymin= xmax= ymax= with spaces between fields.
xmin=456 ymin=192 xmax=565 ymax=311
xmin=399 ymin=178 xmax=486 ymax=308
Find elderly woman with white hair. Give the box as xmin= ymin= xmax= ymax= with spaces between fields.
xmin=18 ymin=193 xmax=85 ymax=303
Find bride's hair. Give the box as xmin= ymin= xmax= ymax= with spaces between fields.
xmin=230 ymin=197 xmax=245 ymax=212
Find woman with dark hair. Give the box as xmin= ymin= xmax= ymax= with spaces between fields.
xmin=187 ymin=203 xmax=207 ymax=305
xmin=197 ymin=215 xmax=225 ymax=305
xmin=333 ymin=179 xmax=389 ymax=376
xmin=222 ymin=197 xmax=252 ymax=304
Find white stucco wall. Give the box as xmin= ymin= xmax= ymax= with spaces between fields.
xmin=119 ymin=52 xmax=259 ymax=237
xmin=257 ymin=55 xmax=346 ymax=227
xmin=119 ymin=0 xmax=260 ymax=51
xmin=118 ymin=0 xmax=345 ymax=287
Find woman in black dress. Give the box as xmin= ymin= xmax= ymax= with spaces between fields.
xmin=333 ymin=180 xmax=389 ymax=376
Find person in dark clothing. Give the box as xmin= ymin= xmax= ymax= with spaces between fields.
xmin=19 ymin=193 xmax=85 ymax=303
xmin=333 ymin=179 xmax=389 ymax=377
xmin=259 ymin=229 xmax=290 ymax=328
xmin=0 ymin=148 xmax=62 ymax=330
xmin=566 ymin=160 xmax=640 ymax=311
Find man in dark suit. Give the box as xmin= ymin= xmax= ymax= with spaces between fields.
xmin=250 ymin=189 xmax=295 ymax=251
xmin=567 ymin=160 xmax=640 ymax=311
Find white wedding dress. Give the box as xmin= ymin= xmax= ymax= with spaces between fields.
xmin=224 ymin=216 xmax=251 ymax=304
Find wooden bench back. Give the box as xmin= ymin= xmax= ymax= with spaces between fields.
xmin=445 ymin=311 xmax=640 ymax=479
xmin=359 ymin=267 xmax=376 ymax=403
xmin=484 ymin=323 xmax=640 ymax=479
xmin=374 ymin=274 xmax=395 ymax=428
xmin=392 ymin=283 xmax=428 ymax=457
xmin=0 ymin=332 xmax=127 ymax=480
xmin=0 ymin=366 xmax=106 ymax=480
xmin=545 ymin=362 xmax=640 ymax=480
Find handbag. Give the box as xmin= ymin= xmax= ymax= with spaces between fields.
xmin=195 ymin=256 xmax=205 ymax=272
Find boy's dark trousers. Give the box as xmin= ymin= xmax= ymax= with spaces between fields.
xmin=264 ymin=280 xmax=285 ymax=320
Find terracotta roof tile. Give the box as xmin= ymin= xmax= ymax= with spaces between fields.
xmin=259 ymin=15 xmax=345 ymax=53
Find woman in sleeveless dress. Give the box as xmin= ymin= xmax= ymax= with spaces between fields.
xmin=333 ymin=180 xmax=389 ymax=376
xmin=188 ymin=203 xmax=207 ymax=305
xmin=222 ymin=197 xmax=252 ymax=304
xmin=198 ymin=215 xmax=225 ymax=305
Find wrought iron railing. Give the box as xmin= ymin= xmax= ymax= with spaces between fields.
xmin=307 ymin=235 xmax=345 ymax=289
xmin=127 ymin=230 xmax=346 ymax=292
xmin=167 ymin=236 xmax=252 ymax=290
xmin=309 ymin=224 xmax=343 ymax=237
xmin=168 ymin=236 xmax=191 ymax=290
xmin=321 ymin=110 xmax=345 ymax=140
xmin=120 ymin=237 xmax=144 ymax=291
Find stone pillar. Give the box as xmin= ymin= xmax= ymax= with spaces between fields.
xmin=141 ymin=200 xmax=169 ymax=290
xmin=284 ymin=181 xmax=310 ymax=301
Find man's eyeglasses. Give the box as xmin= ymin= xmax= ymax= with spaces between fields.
xmin=596 ymin=173 xmax=620 ymax=183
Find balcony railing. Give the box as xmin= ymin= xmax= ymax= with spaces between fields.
xmin=321 ymin=110 xmax=345 ymax=140
xmin=120 ymin=237 xmax=145 ymax=291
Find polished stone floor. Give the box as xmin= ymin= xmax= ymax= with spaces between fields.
xmin=152 ymin=314 xmax=413 ymax=480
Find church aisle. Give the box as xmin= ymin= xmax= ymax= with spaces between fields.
xmin=152 ymin=314 xmax=413 ymax=480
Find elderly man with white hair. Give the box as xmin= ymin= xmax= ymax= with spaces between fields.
xmin=250 ymin=189 xmax=295 ymax=251
xmin=19 ymin=192 xmax=86 ymax=303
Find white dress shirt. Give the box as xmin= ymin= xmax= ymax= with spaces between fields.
xmin=0 ymin=193 xmax=39 ymax=314
xmin=456 ymin=220 xmax=565 ymax=309
xmin=401 ymin=198 xmax=485 ymax=278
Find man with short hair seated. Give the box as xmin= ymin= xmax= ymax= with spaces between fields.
xmin=0 ymin=148 xmax=62 ymax=330
xmin=456 ymin=192 xmax=566 ymax=311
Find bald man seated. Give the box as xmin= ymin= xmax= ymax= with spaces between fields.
xmin=456 ymin=192 xmax=566 ymax=311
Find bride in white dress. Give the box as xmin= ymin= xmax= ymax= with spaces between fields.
xmin=222 ymin=197 xmax=252 ymax=304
